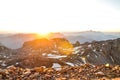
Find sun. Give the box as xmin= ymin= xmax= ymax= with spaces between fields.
xmin=37 ymin=31 xmax=50 ymax=35
xmin=31 ymin=29 xmax=51 ymax=35
xmin=33 ymin=30 xmax=52 ymax=38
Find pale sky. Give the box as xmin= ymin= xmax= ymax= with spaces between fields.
xmin=0 ymin=0 xmax=120 ymax=33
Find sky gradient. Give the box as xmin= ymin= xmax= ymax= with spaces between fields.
xmin=0 ymin=0 xmax=120 ymax=33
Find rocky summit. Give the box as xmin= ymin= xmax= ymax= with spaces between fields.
xmin=0 ymin=38 xmax=120 ymax=79
xmin=63 ymin=38 xmax=120 ymax=65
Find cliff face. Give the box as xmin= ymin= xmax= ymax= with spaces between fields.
xmin=63 ymin=38 xmax=120 ymax=65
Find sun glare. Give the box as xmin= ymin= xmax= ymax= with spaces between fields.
xmin=34 ymin=30 xmax=52 ymax=39
xmin=37 ymin=31 xmax=50 ymax=36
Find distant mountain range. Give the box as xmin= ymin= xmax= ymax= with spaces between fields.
xmin=0 ymin=31 xmax=120 ymax=49
xmin=63 ymin=31 xmax=120 ymax=43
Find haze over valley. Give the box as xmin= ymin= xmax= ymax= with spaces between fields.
xmin=0 ymin=31 xmax=119 ymax=49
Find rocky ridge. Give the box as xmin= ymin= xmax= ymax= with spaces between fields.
xmin=0 ymin=38 xmax=120 ymax=69
xmin=63 ymin=38 xmax=120 ymax=65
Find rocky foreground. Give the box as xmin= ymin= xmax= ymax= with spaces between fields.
xmin=0 ymin=38 xmax=120 ymax=80
xmin=0 ymin=64 xmax=120 ymax=80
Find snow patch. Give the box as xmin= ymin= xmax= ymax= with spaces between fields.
xmin=81 ymin=51 xmax=84 ymax=55
xmin=42 ymin=53 xmax=46 ymax=56
xmin=47 ymin=54 xmax=67 ymax=59
xmin=87 ymin=55 xmax=90 ymax=57
xmin=74 ymin=46 xmax=82 ymax=50
xmin=100 ymin=49 xmax=102 ymax=52
xmin=88 ymin=44 xmax=92 ymax=48
xmin=110 ymin=56 xmax=114 ymax=62
xmin=16 ymin=62 xmax=19 ymax=65
xmin=95 ymin=55 xmax=98 ymax=58
xmin=81 ymin=57 xmax=86 ymax=64
xmin=3 ymin=56 xmax=7 ymax=58
xmin=74 ymin=50 xmax=80 ymax=54
xmin=0 ymin=60 xmax=2 ymax=63
xmin=1 ymin=63 xmax=7 ymax=67
xmin=93 ymin=49 xmax=96 ymax=52
xmin=52 ymin=63 xmax=61 ymax=70
xmin=66 ymin=62 xmax=74 ymax=66
xmin=52 ymin=50 xmax=58 ymax=53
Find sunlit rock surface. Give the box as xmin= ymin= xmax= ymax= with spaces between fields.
xmin=0 ymin=38 xmax=72 ymax=68
xmin=0 ymin=38 xmax=120 ymax=69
